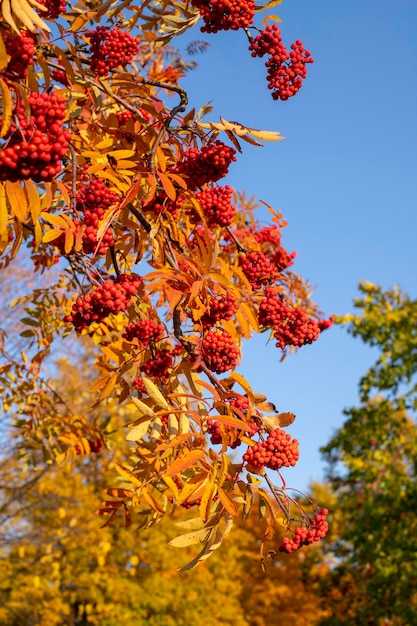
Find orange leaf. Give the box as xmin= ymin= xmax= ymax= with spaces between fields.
xmin=166 ymin=449 xmax=204 ymax=477
xmin=158 ymin=171 xmax=176 ymax=200
xmin=217 ymin=488 xmax=238 ymax=516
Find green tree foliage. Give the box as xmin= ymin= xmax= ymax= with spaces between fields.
xmin=313 ymin=282 xmax=417 ymax=625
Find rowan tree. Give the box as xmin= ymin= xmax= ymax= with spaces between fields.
xmin=0 ymin=0 xmax=331 ymax=565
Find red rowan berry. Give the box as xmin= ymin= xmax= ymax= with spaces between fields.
xmin=200 ymin=292 xmax=238 ymax=329
xmin=175 ymin=141 xmax=236 ymax=190
xmin=140 ymin=349 xmax=173 ymax=378
xmin=3 ymin=30 xmax=35 ymax=79
xmin=123 ymin=319 xmax=165 ymax=344
xmin=86 ymin=27 xmax=140 ymax=76
xmin=194 ymin=185 xmax=236 ymax=227
xmin=64 ymin=274 xmax=142 ymax=332
xmin=240 ymin=251 xmax=279 ymax=290
xmin=201 ymin=329 xmax=239 ymax=374
xmin=36 ymin=0 xmax=66 ymax=18
xmin=191 ymin=0 xmax=255 ymax=33
xmin=248 ymin=25 xmax=314 ymax=101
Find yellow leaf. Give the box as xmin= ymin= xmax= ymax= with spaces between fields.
xmin=0 ymin=78 xmax=13 ymax=137
xmin=166 ymin=449 xmax=204 ymax=477
xmin=130 ymin=396 xmax=156 ymax=418
xmin=142 ymin=377 xmax=169 ymax=409
xmin=43 ymin=229 xmax=63 ymax=243
xmin=125 ymin=418 xmax=152 ymax=442
xmin=107 ymin=149 xmax=136 ymax=160
xmin=169 ymin=528 xmax=211 ymax=548
xmin=229 ymin=372 xmax=254 ymax=401
xmin=217 ymin=488 xmax=238 ymax=516
xmin=5 ymin=181 xmax=28 ymax=222
xmin=141 ymin=486 xmax=166 ymax=513
xmin=0 ymin=184 xmax=7 ymax=236
xmin=114 ymin=463 xmax=142 ymax=488
xmin=199 ymin=474 xmax=216 ymax=521
xmin=0 ymin=34 xmax=9 ymax=73
xmin=8 ymin=0 xmax=51 ymax=33
xmin=25 ymin=180 xmax=41 ymax=222
xmin=41 ymin=212 xmax=68 ymax=228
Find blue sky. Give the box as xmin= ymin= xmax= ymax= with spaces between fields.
xmin=176 ymin=1 xmax=417 ymax=492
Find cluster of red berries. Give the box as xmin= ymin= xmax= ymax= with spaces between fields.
xmin=123 ymin=319 xmax=165 ymax=344
xmin=191 ymin=0 xmax=255 ymax=33
xmin=116 ymin=110 xmax=134 ymax=125
xmin=140 ymin=348 xmax=173 ymax=378
xmin=201 ymin=329 xmax=240 ymax=374
xmin=175 ymin=141 xmax=237 ymax=190
xmin=240 ymin=251 xmax=279 ymax=290
xmin=51 ymin=67 xmax=69 ymax=86
xmin=86 ymin=27 xmax=140 ymax=77
xmin=279 ymin=508 xmax=329 ymax=553
xmin=272 ymin=246 xmax=297 ymax=271
xmin=249 ymin=25 xmax=314 ymax=100
xmin=64 ymin=273 xmax=142 ymax=332
xmin=76 ymin=178 xmax=120 ymax=256
xmin=2 ymin=30 xmax=35 ymax=80
xmin=0 ymin=91 xmax=70 ymax=182
xmin=194 ymin=185 xmax=236 ymax=227
xmin=36 ymin=0 xmax=67 ymax=19
xmin=200 ymin=292 xmax=238 ymax=329
xmin=258 ymin=288 xmax=321 ymax=350
xmin=243 ymin=428 xmax=299 ymax=470
xmin=254 ymin=225 xmax=281 ymax=246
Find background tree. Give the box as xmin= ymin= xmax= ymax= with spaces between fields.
xmin=0 ymin=0 xmax=331 ymax=565
xmin=0 ymin=347 xmax=329 ymax=625
xmin=310 ymin=282 xmax=417 ymax=625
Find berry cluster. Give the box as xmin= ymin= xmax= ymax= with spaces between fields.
xmin=3 ymin=30 xmax=35 ymax=80
xmin=86 ymin=27 xmax=140 ymax=77
xmin=64 ymin=273 xmax=142 ymax=332
xmin=140 ymin=348 xmax=173 ymax=378
xmin=279 ymin=508 xmax=329 ymax=553
xmin=201 ymin=329 xmax=239 ymax=374
xmin=76 ymin=178 xmax=120 ymax=256
xmin=200 ymin=292 xmax=238 ymax=329
xmin=116 ymin=110 xmax=134 ymax=125
xmin=240 ymin=251 xmax=279 ymax=290
xmin=191 ymin=0 xmax=255 ymax=33
xmin=123 ymin=319 xmax=165 ymax=344
xmin=258 ymin=288 xmax=320 ymax=350
xmin=271 ymin=246 xmax=296 ymax=271
xmin=36 ymin=0 xmax=67 ymax=19
xmin=243 ymin=428 xmax=299 ymax=470
xmin=194 ymin=185 xmax=236 ymax=227
xmin=0 ymin=91 xmax=70 ymax=182
xmin=51 ymin=67 xmax=69 ymax=86
xmin=254 ymin=225 xmax=281 ymax=246
xmin=249 ymin=25 xmax=314 ymax=100
xmin=175 ymin=141 xmax=236 ymax=190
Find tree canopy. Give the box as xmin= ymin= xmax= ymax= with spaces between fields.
xmin=0 ymin=0 xmax=332 ymax=570
xmin=313 ymin=283 xmax=417 ymax=625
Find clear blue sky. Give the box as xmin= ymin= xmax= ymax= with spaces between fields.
xmin=176 ymin=1 xmax=417 ymax=492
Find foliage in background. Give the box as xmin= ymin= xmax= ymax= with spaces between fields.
xmin=310 ymin=282 xmax=417 ymax=625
